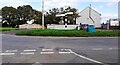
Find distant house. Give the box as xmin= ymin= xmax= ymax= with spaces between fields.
xmin=109 ymin=19 xmax=119 ymax=26
xmin=108 ymin=19 xmax=120 ymax=29
xmin=76 ymin=7 xmax=101 ymax=28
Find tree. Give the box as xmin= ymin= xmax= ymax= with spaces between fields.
xmin=45 ymin=8 xmax=61 ymax=25
xmin=1 ymin=5 xmax=42 ymax=27
xmin=17 ymin=5 xmax=42 ymax=25
xmin=64 ymin=6 xmax=79 ymax=24
xmin=45 ymin=6 xmax=79 ymax=25
xmin=2 ymin=6 xmax=18 ymax=27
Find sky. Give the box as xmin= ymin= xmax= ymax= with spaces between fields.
xmin=0 ymin=0 xmax=119 ymax=23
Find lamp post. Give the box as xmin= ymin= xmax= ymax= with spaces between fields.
xmin=42 ymin=0 xmax=44 ymax=29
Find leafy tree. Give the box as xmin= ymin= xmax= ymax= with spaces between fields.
xmin=17 ymin=5 xmax=42 ymax=25
xmin=45 ymin=6 xmax=79 ymax=25
xmin=45 ymin=8 xmax=61 ymax=25
xmin=64 ymin=6 xmax=79 ymax=24
xmin=2 ymin=6 xmax=18 ymax=27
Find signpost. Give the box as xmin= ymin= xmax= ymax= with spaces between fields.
xmin=56 ymin=12 xmax=73 ymax=24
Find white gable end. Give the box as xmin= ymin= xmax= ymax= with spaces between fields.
xmin=76 ymin=7 xmax=101 ymax=28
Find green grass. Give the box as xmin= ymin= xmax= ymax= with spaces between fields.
xmin=0 ymin=27 xmax=23 ymax=31
xmin=16 ymin=29 xmax=120 ymax=37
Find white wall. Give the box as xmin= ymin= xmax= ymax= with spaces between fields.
xmin=76 ymin=7 xmax=101 ymax=28
xmin=47 ymin=25 xmax=78 ymax=30
xmin=19 ymin=24 xmax=43 ymax=29
xmin=110 ymin=21 xmax=119 ymax=26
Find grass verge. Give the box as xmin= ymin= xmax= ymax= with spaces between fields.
xmin=16 ymin=29 xmax=120 ymax=37
xmin=0 ymin=28 xmax=23 ymax=31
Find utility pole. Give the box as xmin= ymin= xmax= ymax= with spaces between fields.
xmin=42 ymin=0 xmax=44 ymax=29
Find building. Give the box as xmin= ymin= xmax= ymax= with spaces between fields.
xmin=76 ymin=7 xmax=101 ymax=28
xmin=109 ymin=19 xmax=119 ymax=26
xmin=19 ymin=19 xmax=43 ymax=29
xmin=108 ymin=19 xmax=119 ymax=29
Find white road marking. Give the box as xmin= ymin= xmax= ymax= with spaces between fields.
xmin=6 ymin=50 xmax=18 ymax=52
xmin=23 ymin=50 xmax=36 ymax=52
xmin=68 ymin=49 xmax=105 ymax=64
xmin=59 ymin=49 xmax=70 ymax=51
xmin=92 ymin=48 xmax=103 ymax=50
xmin=0 ymin=53 xmax=15 ymax=55
xmin=20 ymin=52 xmax=34 ymax=55
xmin=41 ymin=52 xmax=54 ymax=54
xmin=42 ymin=49 xmax=53 ymax=51
xmin=59 ymin=52 xmax=71 ymax=54
xmin=108 ymin=48 xmax=118 ymax=50
xmin=35 ymin=62 xmax=39 ymax=63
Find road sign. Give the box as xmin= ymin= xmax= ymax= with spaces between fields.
xmin=56 ymin=14 xmax=65 ymax=17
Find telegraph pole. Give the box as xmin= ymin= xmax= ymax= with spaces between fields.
xmin=42 ymin=0 xmax=44 ymax=29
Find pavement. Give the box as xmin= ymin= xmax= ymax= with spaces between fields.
xmin=0 ymin=34 xmax=119 ymax=65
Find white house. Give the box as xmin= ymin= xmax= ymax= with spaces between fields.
xmin=109 ymin=19 xmax=119 ymax=26
xmin=76 ymin=7 xmax=101 ymax=28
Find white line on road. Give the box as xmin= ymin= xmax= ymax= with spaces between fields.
xmin=42 ymin=49 xmax=53 ymax=51
xmin=41 ymin=52 xmax=54 ymax=54
xmin=0 ymin=53 xmax=15 ymax=55
xmin=92 ymin=48 xmax=103 ymax=50
xmin=20 ymin=52 xmax=34 ymax=55
xmin=59 ymin=52 xmax=71 ymax=54
xmin=6 ymin=50 xmax=18 ymax=52
xmin=23 ymin=50 xmax=36 ymax=52
xmin=68 ymin=49 xmax=106 ymax=65
xmin=108 ymin=48 xmax=118 ymax=50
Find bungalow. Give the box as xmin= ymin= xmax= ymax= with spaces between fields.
xmin=76 ymin=6 xmax=101 ymax=28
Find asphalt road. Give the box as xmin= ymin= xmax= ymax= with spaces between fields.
xmin=1 ymin=34 xmax=119 ymax=65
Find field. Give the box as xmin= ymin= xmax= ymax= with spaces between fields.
xmin=0 ymin=28 xmax=22 ymax=31
xmin=16 ymin=29 xmax=119 ymax=37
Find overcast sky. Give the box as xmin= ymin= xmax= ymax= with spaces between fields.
xmin=0 ymin=0 xmax=119 ymax=23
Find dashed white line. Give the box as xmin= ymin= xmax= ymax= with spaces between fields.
xmin=41 ymin=52 xmax=54 ymax=54
xmin=20 ymin=52 xmax=34 ymax=55
xmin=59 ymin=52 xmax=71 ymax=54
xmin=92 ymin=48 xmax=103 ymax=50
xmin=0 ymin=53 xmax=15 ymax=55
xmin=42 ymin=49 xmax=53 ymax=51
xmin=108 ymin=48 xmax=118 ymax=50
xmin=23 ymin=50 xmax=36 ymax=52
xmin=68 ymin=49 xmax=105 ymax=64
xmin=6 ymin=50 xmax=18 ymax=52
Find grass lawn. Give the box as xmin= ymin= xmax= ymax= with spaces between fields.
xmin=0 ymin=27 xmax=23 ymax=31
xmin=16 ymin=29 xmax=120 ymax=37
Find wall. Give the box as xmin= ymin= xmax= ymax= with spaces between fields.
xmin=19 ymin=24 xmax=43 ymax=29
xmin=47 ymin=24 xmax=78 ymax=30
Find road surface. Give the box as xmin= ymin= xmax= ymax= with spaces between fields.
xmin=1 ymin=34 xmax=119 ymax=65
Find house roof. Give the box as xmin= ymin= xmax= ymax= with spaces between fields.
xmin=79 ymin=6 xmax=101 ymax=16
